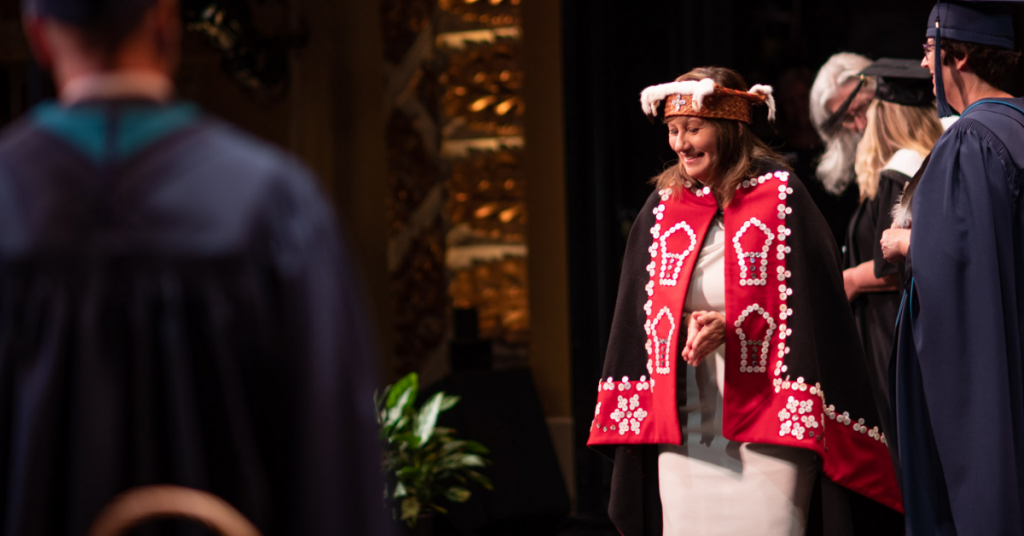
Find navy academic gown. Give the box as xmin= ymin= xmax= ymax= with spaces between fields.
xmin=0 ymin=100 xmax=391 ymax=535
xmin=893 ymin=98 xmax=1024 ymax=535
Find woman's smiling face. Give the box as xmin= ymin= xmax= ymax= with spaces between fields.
xmin=667 ymin=116 xmax=718 ymax=183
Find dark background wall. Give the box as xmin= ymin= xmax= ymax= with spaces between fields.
xmin=561 ymin=0 xmax=1021 ymax=517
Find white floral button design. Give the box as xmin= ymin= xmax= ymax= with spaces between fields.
xmin=609 ymin=394 xmax=648 ymax=436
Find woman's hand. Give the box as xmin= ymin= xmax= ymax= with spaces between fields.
xmin=881 ymin=228 xmax=911 ymax=264
xmin=682 ymin=311 xmax=726 ymax=367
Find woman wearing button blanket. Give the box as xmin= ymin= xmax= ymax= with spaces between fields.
xmin=587 ymin=67 xmax=902 ymax=535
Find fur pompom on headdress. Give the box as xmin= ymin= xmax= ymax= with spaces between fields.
xmin=640 ymin=78 xmax=776 ymax=124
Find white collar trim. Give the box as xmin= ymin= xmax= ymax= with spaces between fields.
xmin=882 ymin=148 xmax=926 ymax=178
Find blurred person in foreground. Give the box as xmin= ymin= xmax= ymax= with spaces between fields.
xmin=842 ymin=58 xmax=943 ymax=465
xmin=0 ymin=0 xmax=390 ymax=533
xmin=808 ymin=52 xmax=876 ymax=248
xmin=890 ymin=1 xmax=1024 ymax=534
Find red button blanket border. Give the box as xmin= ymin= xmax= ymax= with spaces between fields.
xmin=586 ymin=171 xmax=903 ymax=513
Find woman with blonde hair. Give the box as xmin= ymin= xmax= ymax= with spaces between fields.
xmin=587 ymin=66 xmax=901 ymax=535
xmin=842 ymin=59 xmax=943 ymax=446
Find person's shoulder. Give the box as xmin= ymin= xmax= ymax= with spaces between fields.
xmin=750 ymin=157 xmax=793 ymax=179
xmin=180 ymin=116 xmax=330 ymax=216
xmin=750 ymin=157 xmax=810 ymax=195
xmin=641 ymin=188 xmax=662 ymax=209
xmin=935 ymin=101 xmax=1024 ymax=170
xmin=190 ymin=117 xmax=316 ymax=183
xmin=952 ymin=99 xmax=1024 ymax=139
xmin=0 ymin=113 xmax=54 ymax=161
xmin=880 ymin=149 xmax=923 ymax=186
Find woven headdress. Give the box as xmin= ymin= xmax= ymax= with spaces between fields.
xmin=640 ymin=78 xmax=776 ymax=124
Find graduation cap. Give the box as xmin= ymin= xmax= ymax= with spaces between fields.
xmin=22 ymin=0 xmax=158 ymax=24
xmin=927 ymin=0 xmax=1021 ymax=117
xmin=861 ymin=58 xmax=935 ymax=106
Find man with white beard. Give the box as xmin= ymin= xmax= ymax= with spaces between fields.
xmin=808 ymin=52 xmax=876 ymax=247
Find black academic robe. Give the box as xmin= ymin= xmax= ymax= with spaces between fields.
xmin=805 ymin=173 xmax=861 ymax=250
xmin=593 ymin=161 xmax=902 ymax=536
xmin=845 ymin=167 xmax=910 ymax=457
xmin=893 ymin=98 xmax=1024 ymax=535
xmin=0 ymin=101 xmax=391 ymax=535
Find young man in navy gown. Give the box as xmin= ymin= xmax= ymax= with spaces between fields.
xmin=891 ymin=2 xmax=1024 ymax=534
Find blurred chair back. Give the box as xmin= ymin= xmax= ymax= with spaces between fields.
xmin=87 ymin=485 xmax=262 ymax=536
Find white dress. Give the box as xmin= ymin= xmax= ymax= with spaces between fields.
xmin=657 ymin=216 xmax=818 ymax=536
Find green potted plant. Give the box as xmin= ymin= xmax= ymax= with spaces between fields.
xmin=375 ymin=372 xmax=493 ymax=531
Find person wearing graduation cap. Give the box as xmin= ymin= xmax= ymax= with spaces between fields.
xmin=889 ymin=1 xmax=1024 ymax=534
xmin=0 ymin=0 xmax=392 ymax=533
xmin=842 ymin=58 xmax=944 ymax=457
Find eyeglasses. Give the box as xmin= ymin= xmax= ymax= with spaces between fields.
xmin=922 ymin=42 xmax=936 ymax=58
xmin=840 ymin=100 xmax=871 ymax=128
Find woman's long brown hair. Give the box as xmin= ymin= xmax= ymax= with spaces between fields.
xmin=652 ymin=66 xmax=783 ymax=206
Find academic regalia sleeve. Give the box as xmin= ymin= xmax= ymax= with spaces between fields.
xmin=907 ymin=123 xmax=1024 ymax=534
xmin=872 ymin=171 xmax=908 ymax=279
xmin=260 ymin=163 xmax=394 ymax=536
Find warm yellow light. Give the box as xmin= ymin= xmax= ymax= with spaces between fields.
xmin=494 ymin=98 xmax=516 ymax=116
xmin=499 ymin=205 xmax=520 ymax=223
xmin=474 ymin=203 xmax=498 ymax=219
xmin=469 ymin=95 xmax=497 ymax=112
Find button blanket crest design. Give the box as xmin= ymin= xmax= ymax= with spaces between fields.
xmin=587 ymin=170 xmax=902 ymax=514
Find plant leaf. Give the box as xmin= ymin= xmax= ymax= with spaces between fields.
xmin=386 ymin=373 xmax=418 ymax=410
xmin=467 ymin=470 xmax=494 ymax=489
xmin=393 ymin=415 xmax=410 ymax=434
xmin=430 ymin=503 xmax=449 ymax=515
xmin=439 ymin=440 xmax=467 ymax=456
xmin=395 ymin=466 xmax=420 ymax=481
xmin=386 ymin=387 xmax=414 ymax=428
xmin=373 ymin=387 xmax=385 ymax=410
xmin=439 ymin=394 xmax=460 ymax=412
xmin=433 ymin=427 xmax=456 ymax=437
xmin=459 ymin=454 xmax=487 ymax=467
xmin=461 ymin=440 xmax=490 ymax=454
xmin=373 ymin=388 xmax=385 ymax=424
xmin=445 ymin=486 xmax=472 ymax=503
xmin=391 ymin=433 xmax=421 ymax=449
xmin=400 ymin=497 xmax=420 ymax=526
xmin=416 ymin=392 xmax=445 ymax=445
xmin=393 ymin=481 xmax=408 ymax=498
